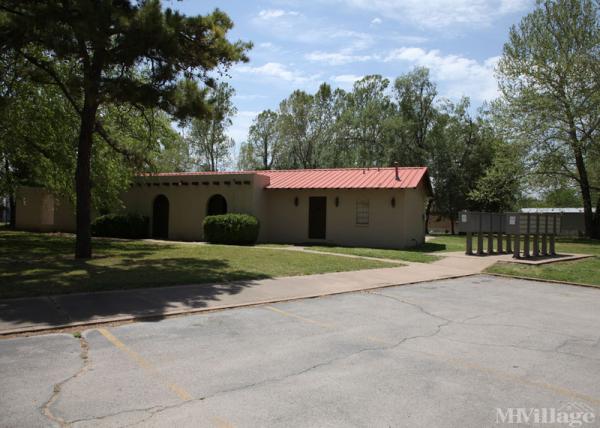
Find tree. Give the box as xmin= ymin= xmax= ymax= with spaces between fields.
xmin=336 ymin=75 xmax=395 ymax=167
xmin=393 ymin=67 xmax=437 ymax=166
xmin=247 ymin=110 xmax=280 ymax=170
xmin=428 ymin=98 xmax=497 ymax=233
xmin=0 ymin=1 xmax=250 ymax=257
xmin=188 ymin=82 xmax=237 ymax=171
xmin=0 ymin=57 xmax=195 ymax=221
xmin=277 ymin=84 xmax=338 ymax=169
xmin=497 ymin=0 xmax=600 ymax=237
xmin=237 ymin=141 xmax=260 ymax=171
xmin=468 ymin=139 xmax=523 ymax=212
xmin=0 ymin=54 xmax=79 ymax=225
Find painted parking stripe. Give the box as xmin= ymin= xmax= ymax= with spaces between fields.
xmin=98 ymin=328 xmax=238 ymax=427
xmin=265 ymin=306 xmax=335 ymax=329
xmin=98 ymin=328 xmax=193 ymax=401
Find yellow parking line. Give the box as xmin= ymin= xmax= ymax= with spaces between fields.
xmin=98 ymin=328 xmax=193 ymax=401
xmin=265 ymin=306 xmax=335 ymax=329
xmin=212 ymin=416 xmax=236 ymax=428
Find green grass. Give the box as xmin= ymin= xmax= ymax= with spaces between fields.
xmin=0 ymin=230 xmax=390 ymax=299
xmin=306 ymin=246 xmax=440 ymax=263
xmin=258 ymin=236 xmax=466 ymax=262
xmin=423 ymin=235 xmax=470 ymax=252
xmin=487 ymin=257 xmax=600 ymax=287
xmin=485 ymin=237 xmax=600 ymax=287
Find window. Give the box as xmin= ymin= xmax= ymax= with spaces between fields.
xmin=356 ymin=200 xmax=369 ymax=225
xmin=206 ymin=194 xmax=227 ymax=216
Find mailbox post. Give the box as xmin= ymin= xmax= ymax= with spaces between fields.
xmin=477 ymin=213 xmax=484 ymax=255
xmin=497 ymin=213 xmax=504 ymax=253
xmin=523 ymin=213 xmax=531 ymax=258
xmin=549 ymin=214 xmax=557 ymax=256
xmin=541 ymin=214 xmax=548 ymax=256
xmin=533 ymin=215 xmax=540 ymax=257
xmin=458 ymin=211 xmax=560 ymax=259
xmin=487 ymin=213 xmax=494 ymax=254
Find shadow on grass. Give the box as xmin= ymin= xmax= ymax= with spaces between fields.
xmin=296 ymin=241 xmax=449 ymax=253
xmin=0 ymin=257 xmax=270 ymax=327
xmin=0 ymin=231 xmax=271 ymax=328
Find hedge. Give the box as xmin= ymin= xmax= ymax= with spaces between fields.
xmin=203 ymin=213 xmax=260 ymax=245
xmin=91 ymin=213 xmax=149 ymax=239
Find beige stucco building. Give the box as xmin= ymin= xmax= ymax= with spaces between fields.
xmin=16 ymin=167 xmax=432 ymax=248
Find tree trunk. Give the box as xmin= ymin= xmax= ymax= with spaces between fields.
xmin=3 ymin=158 xmax=15 ymax=228
xmin=572 ymin=146 xmax=597 ymax=238
xmin=424 ymin=198 xmax=432 ymax=235
xmin=9 ymin=193 xmax=16 ymax=228
xmin=75 ymin=101 xmax=98 ymax=259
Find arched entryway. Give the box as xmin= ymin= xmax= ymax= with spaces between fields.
xmin=206 ymin=194 xmax=227 ymax=216
xmin=152 ymin=194 xmax=169 ymax=239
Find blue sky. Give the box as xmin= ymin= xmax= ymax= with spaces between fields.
xmin=168 ymin=0 xmax=535 ymax=145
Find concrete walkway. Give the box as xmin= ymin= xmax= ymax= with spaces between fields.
xmin=0 ymin=253 xmax=499 ymax=335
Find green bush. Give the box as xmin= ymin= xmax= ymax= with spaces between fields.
xmin=203 ymin=213 xmax=260 ymax=245
xmin=91 ymin=213 xmax=149 ymax=239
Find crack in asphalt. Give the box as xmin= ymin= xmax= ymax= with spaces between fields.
xmin=70 ymin=297 xmax=454 ymax=427
xmin=41 ymin=335 xmax=90 ymax=427
xmin=49 ymin=290 xmax=599 ymax=427
xmin=365 ymin=290 xmax=453 ymax=323
xmin=67 ymin=403 xmax=176 ymax=427
xmin=366 ymin=291 xmax=600 ymax=362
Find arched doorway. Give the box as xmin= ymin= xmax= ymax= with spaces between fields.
xmin=152 ymin=195 xmax=169 ymax=239
xmin=206 ymin=194 xmax=227 ymax=216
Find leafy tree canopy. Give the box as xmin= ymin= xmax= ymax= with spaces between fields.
xmin=0 ymin=0 xmax=251 ymax=257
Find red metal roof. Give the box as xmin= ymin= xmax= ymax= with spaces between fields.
xmin=142 ymin=167 xmax=430 ymax=190
xmin=261 ymin=167 xmax=428 ymax=190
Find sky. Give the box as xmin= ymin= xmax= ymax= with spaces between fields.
xmin=166 ymin=0 xmax=536 ymax=147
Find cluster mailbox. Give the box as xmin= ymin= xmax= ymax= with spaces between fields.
xmin=458 ymin=211 xmax=561 ymax=259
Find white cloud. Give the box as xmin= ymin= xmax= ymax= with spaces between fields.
xmin=330 ymin=74 xmax=364 ymax=87
xmin=332 ymin=0 xmax=532 ymax=29
xmin=236 ymin=62 xmax=318 ymax=85
xmin=329 ymin=30 xmax=375 ymax=51
xmin=257 ymin=9 xmax=300 ymax=19
xmin=371 ymin=17 xmax=382 ymax=25
xmin=305 ymin=51 xmax=375 ymax=66
xmin=385 ymin=47 xmax=500 ymax=101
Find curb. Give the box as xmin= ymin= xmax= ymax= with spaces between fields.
xmin=486 ymin=272 xmax=600 ymax=290
xmin=0 ymin=272 xmax=478 ymax=337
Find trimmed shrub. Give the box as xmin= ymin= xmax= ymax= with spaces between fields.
xmin=91 ymin=213 xmax=149 ymax=239
xmin=203 ymin=213 xmax=260 ymax=245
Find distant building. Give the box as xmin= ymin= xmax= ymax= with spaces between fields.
xmin=15 ymin=167 xmax=432 ymax=249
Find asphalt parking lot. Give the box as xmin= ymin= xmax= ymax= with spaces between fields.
xmin=1 ymin=275 xmax=599 ymax=428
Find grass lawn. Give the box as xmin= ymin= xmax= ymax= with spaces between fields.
xmin=485 ymin=237 xmax=600 ymax=287
xmin=425 ymin=234 xmax=473 ymax=252
xmin=306 ymin=246 xmax=440 ymax=263
xmin=0 ymin=230 xmax=390 ymax=299
xmin=425 ymin=234 xmax=600 ymax=287
xmin=258 ymin=235 xmax=467 ymax=263
xmin=486 ymin=257 xmax=600 ymax=287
